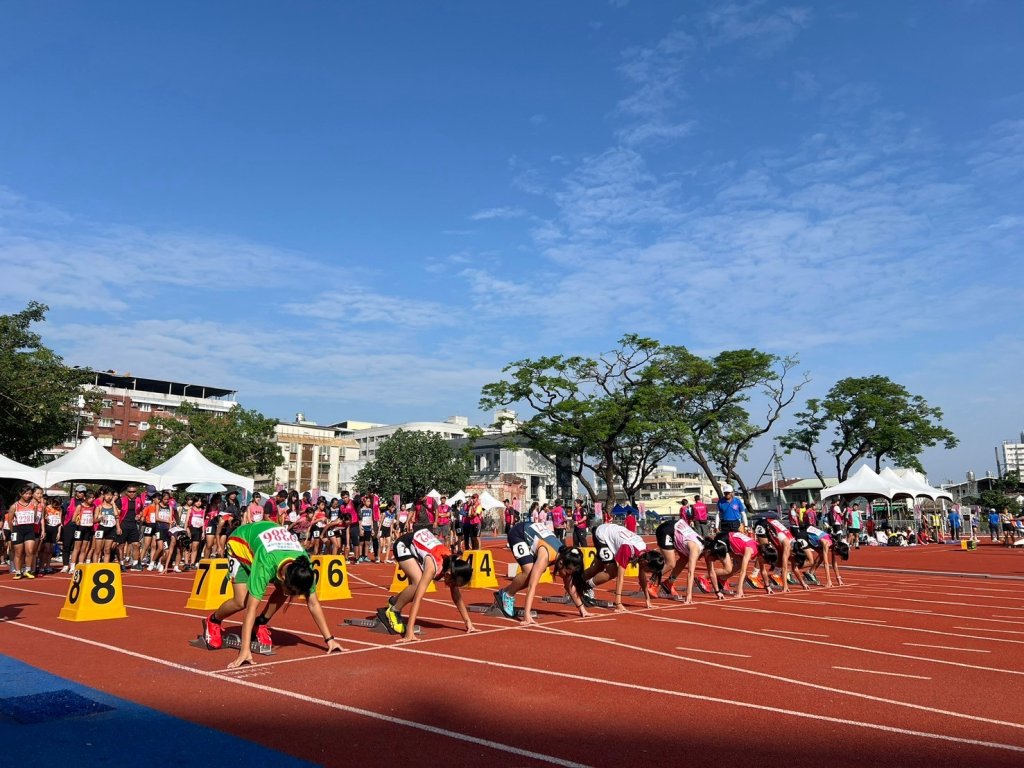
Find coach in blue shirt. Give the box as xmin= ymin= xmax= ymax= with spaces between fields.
xmin=716 ymin=484 xmax=747 ymax=533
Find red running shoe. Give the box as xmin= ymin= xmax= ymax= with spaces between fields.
xmin=255 ymin=624 xmax=272 ymax=647
xmin=203 ymin=614 xmax=223 ymax=650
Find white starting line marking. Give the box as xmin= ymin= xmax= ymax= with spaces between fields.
xmin=831 ymin=666 xmax=931 ymax=680
xmin=763 ymin=628 xmax=830 ymax=638
xmin=954 ymin=627 xmax=1024 ymax=635
xmin=676 ymin=646 xmax=751 ymax=658
xmin=903 ymin=643 xmax=990 ymax=653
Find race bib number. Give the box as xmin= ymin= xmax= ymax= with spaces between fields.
xmin=734 ymin=532 xmax=754 ymax=544
xmin=258 ymin=527 xmax=304 ymax=553
xmin=15 ymin=510 xmax=34 ymax=525
xmin=598 ymin=546 xmax=613 ymax=562
xmin=46 ymin=514 xmax=61 ymax=526
xmin=361 ymin=510 xmax=373 ymax=526
xmin=753 ymin=523 xmax=767 ymax=536
xmin=512 ymin=541 xmax=530 ymax=559
xmin=395 ymin=540 xmax=411 ymax=559
xmin=806 ymin=525 xmax=824 ymax=537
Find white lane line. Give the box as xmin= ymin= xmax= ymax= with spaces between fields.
xmin=0 ymin=621 xmax=592 ymax=768
xmin=903 ymin=643 xmax=990 ymax=653
xmin=533 ymin=623 xmax=1024 ymax=732
xmin=763 ymin=628 xmax=831 ymax=638
xmin=992 ymin=616 xmax=1024 ymax=622
xmin=643 ymin=612 xmax=1016 ymax=676
xmin=832 ymin=666 xmax=931 ymax=681
xmin=788 ymin=597 xmax=1024 ymax=626
xmin=676 ymin=646 xmax=751 ymax=658
xmin=955 ymin=627 xmax=1024 ymax=635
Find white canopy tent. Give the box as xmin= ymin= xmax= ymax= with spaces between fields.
xmin=478 ymin=490 xmax=504 ymax=509
xmin=820 ymin=464 xmax=903 ymax=501
xmin=148 ymin=443 xmax=254 ymax=492
xmin=448 ymin=490 xmax=467 ymax=504
xmin=0 ymin=453 xmax=47 ymax=487
xmin=881 ymin=467 xmax=953 ymax=502
xmin=426 ymin=489 xmax=442 ymax=501
xmin=39 ymin=436 xmax=159 ymax=487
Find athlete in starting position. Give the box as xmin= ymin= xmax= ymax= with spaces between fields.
xmin=203 ymin=521 xmax=345 ymax=668
xmin=497 ymin=521 xmax=589 ymax=624
xmin=380 ymin=527 xmax=474 ymax=643
xmin=584 ymin=522 xmax=665 ymax=613
xmin=653 ymin=517 xmax=704 ymax=604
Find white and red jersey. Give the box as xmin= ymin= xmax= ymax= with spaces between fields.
xmin=753 ymin=517 xmax=794 ymax=548
xmin=673 ymin=519 xmax=703 ymax=553
xmin=77 ymin=506 xmax=95 ymax=527
xmin=12 ymin=501 xmax=35 ymax=526
xmin=595 ymin=523 xmax=647 ymax=568
xmin=404 ymin=528 xmax=451 ymax=579
xmin=726 ymin=531 xmax=758 ymax=559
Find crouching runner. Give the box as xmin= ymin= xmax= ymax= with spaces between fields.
xmin=381 ymin=527 xmax=476 ymax=644
xmin=203 ymin=521 xmax=345 ymax=668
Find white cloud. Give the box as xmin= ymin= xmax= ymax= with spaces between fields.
xmin=469 ymin=206 xmax=529 ymax=221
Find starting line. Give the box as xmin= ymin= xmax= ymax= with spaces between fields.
xmin=343 ymin=617 xmax=423 ymax=636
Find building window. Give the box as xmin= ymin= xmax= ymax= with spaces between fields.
xmin=139 ymin=421 xmax=149 ymax=431
xmin=102 ymin=399 xmax=113 ymax=409
xmin=98 ymin=418 xmax=114 ymax=428
xmin=138 ymin=403 xmax=152 ymax=412
xmin=113 ymin=419 xmax=123 ymax=426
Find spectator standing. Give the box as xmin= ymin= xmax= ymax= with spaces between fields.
xmin=550 ymin=500 xmax=566 ymax=542
xmin=679 ymin=498 xmax=690 ymax=521
xmin=690 ymin=495 xmax=710 ymax=539
xmin=571 ymin=499 xmax=588 ymax=547
xmin=715 ymin=485 xmax=746 ymax=533
xmin=624 ymin=507 xmax=637 ymax=533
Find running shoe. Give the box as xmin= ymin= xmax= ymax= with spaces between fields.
xmin=660 ymin=582 xmax=679 ymax=598
xmin=581 ymin=590 xmax=598 ymax=607
xmin=255 ymin=624 xmax=272 ymax=647
xmin=376 ymin=606 xmax=406 ymax=635
xmin=203 ymin=614 xmax=223 ymax=649
xmin=60 ymin=566 xmax=69 ymax=574
xmin=496 ymin=589 xmax=516 ymax=619
xmin=12 ymin=572 xmax=22 ymax=580
xmin=23 ymin=571 xmax=35 ymax=580
xmin=646 ymin=582 xmax=659 ymax=599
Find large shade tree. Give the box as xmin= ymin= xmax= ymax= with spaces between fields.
xmin=0 ymin=301 xmax=98 ymax=462
xmin=779 ymin=375 xmax=958 ymax=483
xmin=353 ymin=428 xmax=471 ymax=503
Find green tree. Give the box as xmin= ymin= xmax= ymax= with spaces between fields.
xmin=353 ymin=429 xmax=471 ymax=502
xmin=779 ymin=375 xmax=958 ymax=483
xmin=0 ymin=301 xmax=98 ymax=462
xmin=122 ymin=402 xmax=282 ymax=477
xmin=659 ymin=347 xmax=806 ymax=502
xmin=480 ymin=335 xmax=669 ymax=506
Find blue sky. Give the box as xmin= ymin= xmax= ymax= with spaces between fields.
xmin=1 ymin=1 xmax=1021 ymax=485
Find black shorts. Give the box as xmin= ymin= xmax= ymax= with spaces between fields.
xmin=463 ymin=523 xmax=480 ymax=538
xmin=393 ymin=532 xmax=417 ymax=562
xmin=720 ymin=519 xmax=741 ymax=533
xmin=74 ymin=525 xmax=94 ymax=542
xmin=655 ymin=521 xmax=675 ymax=550
xmin=119 ymin=524 xmax=140 ymax=544
xmin=553 ymin=527 xmax=565 ymax=540
xmin=379 ymin=525 xmax=392 ymax=538
xmin=310 ymin=525 xmax=325 ymax=540
xmin=141 ymin=524 xmax=155 ymax=538
xmin=204 ymin=522 xmax=217 ymax=536
xmin=154 ymin=524 xmax=170 ymax=542
xmin=43 ymin=526 xmax=60 ymax=545
xmin=848 ymin=527 xmax=860 ymax=534
xmin=361 ymin=527 xmax=372 ymax=542
xmin=507 ymin=525 xmax=535 ymax=567
xmin=11 ymin=524 xmax=38 ymax=544
xmin=189 ymin=526 xmax=203 ymax=543
xmin=592 ymin=534 xmax=615 ymax=565
xmin=93 ymin=525 xmax=116 ymax=541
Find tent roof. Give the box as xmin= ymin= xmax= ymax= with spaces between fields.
xmin=477 ymin=490 xmax=504 ymax=509
xmin=820 ymin=464 xmax=903 ymax=500
xmin=0 ymin=453 xmax=46 ymax=486
xmin=148 ymin=443 xmax=254 ymax=492
xmin=880 ymin=467 xmax=953 ymax=501
xmin=39 ymin=437 xmax=159 ymax=486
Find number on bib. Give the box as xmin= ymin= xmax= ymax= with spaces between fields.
xmin=512 ymin=541 xmax=530 ymax=559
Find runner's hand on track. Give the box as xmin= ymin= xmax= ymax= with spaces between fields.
xmin=325 ymin=638 xmax=346 ymax=654
xmin=227 ymin=649 xmax=253 ymax=669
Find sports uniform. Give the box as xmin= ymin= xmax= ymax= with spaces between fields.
xmin=10 ymin=500 xmax=38 ymax=545
xmin=93 ymin=502 xmax=118 ymax=542
xmin=592 ymin=523 xmax=647 ymax=568
xmin=752 ymin=517 xmax=794 ymax=549
xmin=656 ymin=518 xmax=704 ymax=557
xmin=392 ymin=528 xmax=451 ymax=580
xmin=226 ymin=522 xmax=315 ymax=600
xmin=507 ymin=521 xmax=561 ymax=567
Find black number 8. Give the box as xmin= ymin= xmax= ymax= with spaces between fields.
xmin=68 ymin=570 xmax=83 ymax=604
xmin=91 ymin=569 xmax=116 ymax=605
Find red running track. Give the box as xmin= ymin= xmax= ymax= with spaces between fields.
xmin=2 ymin=542 xmax=1023 ymax=768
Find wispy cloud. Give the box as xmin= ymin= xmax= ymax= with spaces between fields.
xmin=704 ymin=2 xmax=812 ymax=55
xmin=469 ymin=206 xmax=529 ymax=221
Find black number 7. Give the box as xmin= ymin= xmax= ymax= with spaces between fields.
xmin=195 ymin=562 xmax=210 ymax=594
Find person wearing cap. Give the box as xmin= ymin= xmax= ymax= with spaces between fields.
xmin=715 ymin=484 xmax=746 ymax=534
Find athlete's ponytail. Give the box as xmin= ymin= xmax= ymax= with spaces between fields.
xmin=638 ymin=550 xmax=666 ymax=584
xmin=554 ymin=546 xmax=587 ymax=595
xmin=444 ymin=556 xmax=472 ymax=587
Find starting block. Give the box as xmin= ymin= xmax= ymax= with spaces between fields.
xmin=961 ymin=539 xmax=978 ymax=551
xmin=188 ymin=632 xmax=275 ymax=656
xmin=461 ymin=549 xmax=499 ymax=589
xmin=467 ymin=602 xmax=537 ymax=620
xmin=343 ymin=617 xmax=422 ymax=636
xmin=544 ymin=594 xmax=616 ymax=609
